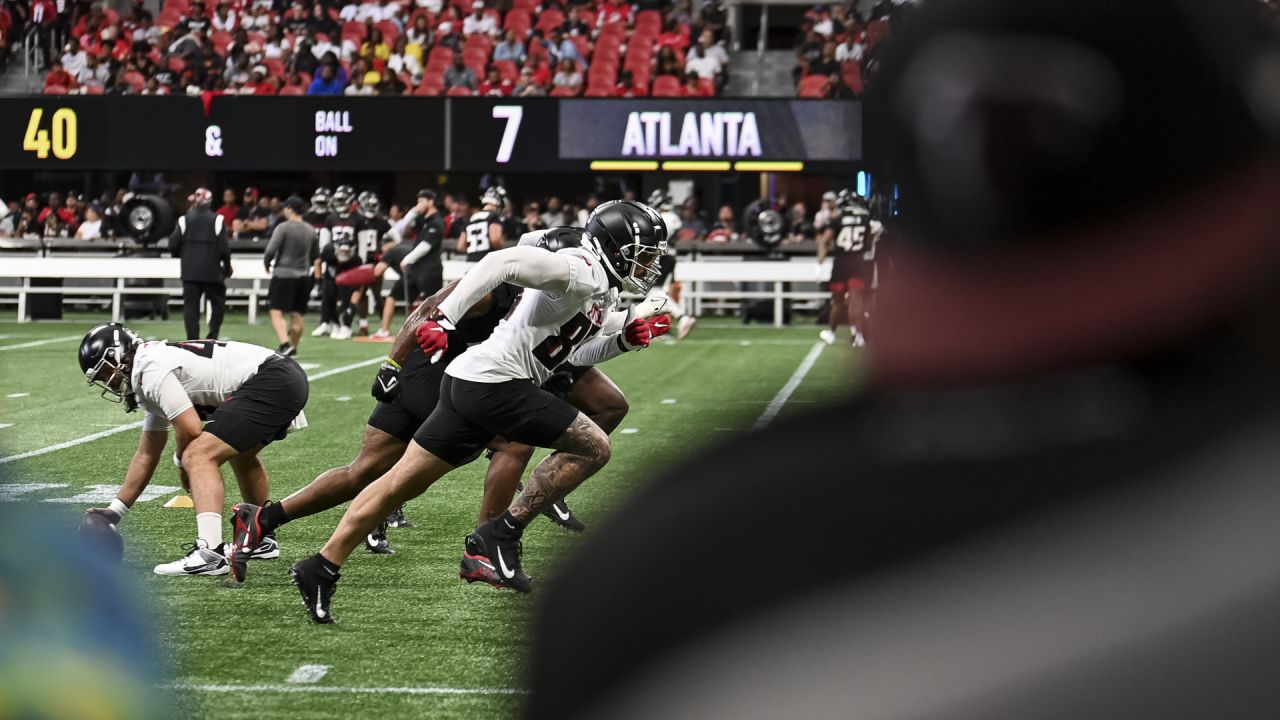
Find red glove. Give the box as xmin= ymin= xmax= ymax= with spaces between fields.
xmin=648 ymin=314 xmax=672 ymax=340
xmin=415 ymin=320 xmax=450 ymax=362
xmin=623 ymin=316 xmax=654 ymax=350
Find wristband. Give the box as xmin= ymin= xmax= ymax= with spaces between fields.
xmin=108 ymin=498 xmax=129 ymax=518
xmin=173 ymin=451 xmax=183 ymax=469
xmin=383 ymin=356 xmax=402 ymax=370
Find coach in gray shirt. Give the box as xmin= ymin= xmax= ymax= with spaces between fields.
xmin=264 ymin=196 xmax=320 ymax=357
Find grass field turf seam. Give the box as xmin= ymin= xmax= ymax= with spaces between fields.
xmin=0 ymin=314 xmax=861 ymax=719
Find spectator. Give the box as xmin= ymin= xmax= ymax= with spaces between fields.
xmin=552 ymin=58 xmax=582 ymax=92
xmin=596 ymin=0 xmax=633 ymax=25
xmin=263 ymin=196 xmax=319 ymax=357
xmin=211 ymin=2 xmax=236 ymax=32
xmin=824 ymin=71 xmax=856 ymax=98
xmin=813 ymin=190 xmax=838 ymax=231
xmin=416 ymin=0 xmax=444 ymax=13
xmin=549 ymin=28 xmax=584 ymax=67
xmin=615 ymin=68 xmax=640 ymax=97
xmin=658 ymin=18 xmax=691 ymax=51
xmin=360 ymin=28 xmax=391 ymax=63
xmin=493 ymin=28 xmax=525 ymax=63
xmin=785 ymin=201 xmax=814 ymax=242
xmin=308 ymin=3 xmax=338 ymax=38
xmin=183 ymin=0 xmax=210 ymax=34
xmin=170 ymin=187 xmax=231 ymax=340
xmin=308 ymin=62 xmax=346 ymax=94
xmin=345 ymin=69 xmax=376 ymax=94
xmin=526 ymin=52 xmax=552 ymax=86
xmin=812 ymin=5 xmax=837 ymax=37
xmin=44 ymin=61 xmax=75 ymax=90
xmin=262 ymin=24 xmax=291 ymax=59
xmin=443 ymin=54 xmax=477 ymax=89
xmin=540 ymin=196 xmax=566 ymax=227
xmin=243 ymin=3 xmax=270 ymax=31
xmin=38 ymin=192 xmax=75 ymax=226
xmin=809 ymin=41 xmax=840 ymax=77
xmin=677 ymin=201 xmax=707 ymax=240
xmin=563 ymin=7 xmax=591 ymax=36
xmin=478 ymin=66 xmax=513 ymax=95
xmin=233 ymin=187 xmax=271 ymax=241
xmin=378 ymin=72 xmax=408 ymax=95
xmin=76 ymin=206 xmax=104 ymax=239
xmin=655 ymin=46 xmax=682 ymax=77
xmin=406 ymin=14 xmax=432 ymax=49
xmin=61 ymin=40 xmax=87 ymax=77
xmin=513 ymin=66 xmax=546 ymax=95
xmin=835 ymin=31 xmax=866 ymax=63
xmin=352 ymin=57 xmax=381 ymax=86
xmin=43 ymin=212 xmax=68 ymax=238
xmin=386 ymin=34 xmax=421 ymax=76
xmin=463 ymin=1 xmax=497 ymax=36
xmin=685 ymin=29 xmax=728 ymax=81
xmin=681 ymin=71 xmax=709 ymax=96
xmin=216 ymin=188 xmax=239 ymax=226
xmin=436 ymin=6 xmax=462 ymax=46
xmin=575 ymin=194 xmax=599 ymax=226
xmin=521 ymin=202 xmax=546 ymax=234
xmin=704 ymin=204 xmax=738 ymax=242
xmin=794 ymin=30 xmax=825 ymax=80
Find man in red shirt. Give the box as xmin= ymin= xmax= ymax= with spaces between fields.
xmin=43 ymin=60 xmax=75 ymax=89
xmin=215 ymin=187 xmax=239 ymax=227
xmin=477 ymin=67 xmax=513 ymax=96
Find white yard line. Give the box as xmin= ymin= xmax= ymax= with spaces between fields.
xmin=0 ymin=335 xmax=82 ymax=351
xmin=167 ymin=683 xmax=527 ymax=696
xmin=752 ymin=341 xmax=825 ymax=431
xmin=0 ymin=356 xmax=383 ymax=465
xmin=286 ymin=665 xmax=331 ymax=684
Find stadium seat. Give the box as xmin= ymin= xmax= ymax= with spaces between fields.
xmin=446 ymin=85 xmax=475 ymax=96
xmin=82 ymin=84 xmax=104 ymax=95
xmin=699 ymin=77 xmax=715 ymax=95
xmin=409 ymin=8 xmax=434 ymax=27
xmin=247 ymin=31 xmax=266 ymax=46
xmin=375 ymin=20 xmax=400 ymax=45
xmin=797 ymin=74 xmax=828 ymax=97
xmin=570 ymin=35 xmax=591 ymax=60
xmin=535 ymin=8 xmax=565 ymax=32
xmin=341 ymin=21 xmax=366 ymax=44
xmin=102 ymin=6 xmax=119 ymax=25
xmin=428 ymin=46 xmax=454 ymax=65
xmin=503 ymin=9 xmax=532 ymax=33
xmin=122 ymin=71 xmax=146 ymax=92
xmin=263 ymin=58 xmax=284 ymax=77
xmin=210 ymin=31 xmax=232 ymax=51
xmin=841 ymin=61 xmax=863 ymax=95
xmin=584 ymin=86 xmax=613 ymax=97
xmin=167 ymin=56 xmax=186 ymax=73
xmin=550 ymin=85 xmax=579 ymax=97
xmin=492 ymin=59 xmax=518 ymax=82
xmin=463 ymin=34 xmax=493 ymax=55
xmin=279 ymin=85 xmax=305 ymax=95
xmin=598 ymin=22 xmax=626 ymax=39
xmin=651 ymin=75 xmax=681 ymax=97
xmin=43 ymin=84 xmax=69 ymax=95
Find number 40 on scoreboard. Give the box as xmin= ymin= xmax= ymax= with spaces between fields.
xmin=23 ymin=107 xmax=78 ymax=160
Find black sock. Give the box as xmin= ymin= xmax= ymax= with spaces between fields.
xmin=261 ymin=501 xmax=289 ymax=533
xmin=317 ymin=554 xmax=342 ymax=574
xmin=341 ymin=305 xmax=356 ymax=327
xmin=494 ymin=510 xmax=525 ymax=538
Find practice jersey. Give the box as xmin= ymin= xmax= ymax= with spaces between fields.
xmin=445 ymin=245 xmax=620 ymax=386
xmin=463 ymin=210 xmax=510 ymax=262
xmin=302 ymin=209 xmax=329 ymax=230
xmin=130 ymin=339 xmax=277 ymax=431
xmin=832 ymin=208 xmax=883 ymax=262
xmin=323 ymin=212 xmax=370 ymax=266
xmin=358 ymin=214 xmax=392 ymax=258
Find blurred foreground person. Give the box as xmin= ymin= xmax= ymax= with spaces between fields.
xmin=526 ymin=1 xmax=1280 ymax=718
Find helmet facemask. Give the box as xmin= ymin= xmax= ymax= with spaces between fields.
xmin=589 ymin=233 xmax=667 ymax=295
xmin=85 ymin=344 xmax=134 ymax=404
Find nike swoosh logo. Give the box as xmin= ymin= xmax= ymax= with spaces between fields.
xmin=554 ymin=504 xmax=571 ymax=521
xmin=496 ymin=547 xmax=516 ymax=579
xmin=314 ymin=588 xmax=326 ymax=618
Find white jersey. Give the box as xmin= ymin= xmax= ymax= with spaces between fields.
xmin=444 ymin=246 xmax=621 ymax=386
xmin=130 ymin=339 xmax=276 ymax=431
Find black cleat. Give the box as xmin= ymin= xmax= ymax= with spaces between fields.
xmin=290 ymin=554 xmax=339 ymax=624
xmin=542 ymin=498 xmax=587 ymax=533
xmin=459 ymin=534 xmax=499 ymax=585
xmin=365 ymin=521 xmax=393 ymax=554
xmin=386 ymin=505 xmax=415 ymax=528
xmin=230 ymin=503 xmax=267 ymax=582
xmin=467 ymin=519 xmax=532 ymax=593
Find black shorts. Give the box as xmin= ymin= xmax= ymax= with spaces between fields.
xmin=206 ymin=356 xmax=309 ymax=452
xmin=366 ymin=345 xmax=458 ymax=443
xmin=830 ymin=254 xmax=872 ymax=294
xmin=413 ymin=374 xmax=579 ymax=466
xmin=542 ymin=362 xmax=592 ymax=399
xmin=268 ymin=277 xmax=310 ymax=313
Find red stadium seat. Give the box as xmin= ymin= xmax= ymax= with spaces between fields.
xmin=584 ymin=86 xmax=612 ymax=97
xmin=635 ymin=10 xmax=661 ymax=32
xmin=122 ymin=71 xmax=146 ymax=92
xmin=570 ymin=34 xmax=590 ymax=60
xmin=167 ymin=56 xmax=186 ymax=73
xmin=699 ymin=77 xmax=715 ymax=95
xmin=463 ymin=34 xmax=493 ymax=55
xmin=651 ymin=75 xmax=681 ymax=97
xmin=247 ymin=31 xmax=266 ymax=45
xmin=409 ymin=8 xmax=434 ymax=27
xmin=503 ymin=8 xmax=531 ymax=33
xmin=797 ymin=74 xmax=828 ymax=97
xmin=210 ymin=30 xmax=232 ymax=51
xmin=512 ymin=0 xmax=536 ymax=11
xmin=447 ymin=85 xmax=475 ymax=96
xmin=428 ymin=45 xmax=454 ymax=65
xmin=103 ymin=7 xmax=119 ymax=25
xmin=598 ymin=22 xmax=626 ymax=38
xmin=43 ymin=84 xmax=70 ymax=94
xmin=341 ymin=21 xmax=366 ymax=43
xmin=841 ymin=61 xmax=863 ymax=95
xmin=279 ymin=85 xmax=305 ymax=95
xmin=535 ymin=8 xmax=565 ymax=32
xmin=550 ymin=85 xmax=579 ymax=97
xmin=263 ymin=58 xmax=284 ymax=77
xmin=492 ymin=59 xmax=518 ymax=82
xmin=83 ymin=84 xmax=104 ymax=95
xmin=375 ymin=20 xmax=400 ymax=45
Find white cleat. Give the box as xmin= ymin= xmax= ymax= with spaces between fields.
xmin=311 ymin=322 xmax=332 ymax=337
xmin=852 ymin=331 xmax=866 ymax=348
xmin=677 ymin=316 xmax=697 ymax=340
xmin=819 ymin=329 xmax=837 ymax=345
xmin=231 ymin=536 xmax=280 ymax=560
xmin=153 ymin=540 xmax=230 ymax=576
xmin=371 ymin=329 xmax=392 ymax=340
xmin=331 ymin=325 xmax=352 ymax=340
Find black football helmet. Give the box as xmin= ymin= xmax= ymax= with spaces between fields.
xmin=524 ymin=227 xmax=583 ymax=253
xmin=79 ymin=322 xmax=142 ymax=406
xmin=357 ymin=191 xmax=381 ymax=218
xmin=836 ymin=189 xmax=866 ymax=213
xmin=332 ymin=185 xmax=355 ymax=211
xmin=311 ymin=187 xmax=332 ymax=212
xmin=481 ymin=186 xmax=508 ymax=210
xmin=583 ymin=200 xmax=668 ymax=294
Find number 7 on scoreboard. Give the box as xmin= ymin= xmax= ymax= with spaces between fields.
xmin=492 ymin=105 xmax=523 ymax=164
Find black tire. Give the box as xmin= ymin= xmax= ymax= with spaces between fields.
xmin=116 ymin=194 xmax=176 ymax=245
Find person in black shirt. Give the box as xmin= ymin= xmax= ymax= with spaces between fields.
xmin=381 ymin=189 xmax=445 ymax=337
xmin=460 ymin=186 xmax=511 ymax=262
xmin=324 ymin=185 xmax=364 ymax=340
xmin=169 ymin=187 xmax=231 ymax=340
xmin=233 ymin=187 xmax=271 ymax=241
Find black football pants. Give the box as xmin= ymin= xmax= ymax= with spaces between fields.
xmin=182 ymin=281 xmax=226 ymax=340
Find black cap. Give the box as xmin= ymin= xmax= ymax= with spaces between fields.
xmin=417 ymin=188 xmax=437 ymax=201
xmin=284 ymin=196 xmax=306 ymax=214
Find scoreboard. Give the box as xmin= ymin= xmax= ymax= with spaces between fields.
xmin=0 ymin=97 xmax=861 ymax=172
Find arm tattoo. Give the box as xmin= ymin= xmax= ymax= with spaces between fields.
xmin=508 ymin=414 xmax=610 ymax=524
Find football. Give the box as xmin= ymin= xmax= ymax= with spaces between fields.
xmin=335 ymin=264 xmax=379 ymax=288
xmin=78 ymin=511 xmax=124 ymax=564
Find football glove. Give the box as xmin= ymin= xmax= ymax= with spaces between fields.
xmin=648 ymin=314 xmax=672 ymax=340
xmin=371 ymin=356 xmax=402 ymax=402
xmin=415 ymin=319 xmax=452 ymax=363
xmin=622 ymin=316 xmax=654 ymax=350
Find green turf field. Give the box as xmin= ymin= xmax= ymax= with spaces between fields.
xmin=0 ymin=312 xmax=862 ymax=719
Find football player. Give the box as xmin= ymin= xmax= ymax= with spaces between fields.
xmin=308 ymin=188 xmax=340 ymax=338
xmin=278 ymin=200 xmax=669 ymax=622
xmin=77 ymin=323 xmax=308 ymax=580
xmin=817 ymin=190 xmax=883 ymax=347
xmin=460 ymin=186 xmax=513 ymax=262
xmin=323 ymin=185 xmax=367 ymax=340
xmin=644 ymin=189 xmax=697 ymax=339
xmin=335 ymin=190 xmax=394 ymax=338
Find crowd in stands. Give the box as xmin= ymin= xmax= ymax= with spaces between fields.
xmin=21 ymin=0 xmax=731 ymax=97
xmin=792 ymin=0 xmax=916 ymax=98
xmin=0 ymin=184 xmax=849 ymax=245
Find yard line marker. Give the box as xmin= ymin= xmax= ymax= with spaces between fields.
xmin=0 ymin=335 xmax=10 ymax=340
xmin=0 ymin=483 xmax=68 ymax=501
xmin=335 ymin=396 xmax=353 ymax=402
xmin=44 ymin=483 xmax=181 ymax=504
xmin=0 ymin=335 xmax=81 ymax=351
xmin=620 ymin=428 xmax=639 ymax=434
xmin=752 ymin=341 xmax=825 ymax=431
xmin=166 ymin=683 xmax=527 ymax=696
xmin=0 ymin=356 xmax=384 ymax=465
xmin=7 ymin=393 xmax=30 ymax=398
xmin=661 ymin=398 xmax=677 ymax=404
xmin=286 ymin=665 xmax=330 ymax=684
xmin=0 ymin=423 xmax=13 ymax=429
xmin=298 ymin=362 xmax=322 ymax=370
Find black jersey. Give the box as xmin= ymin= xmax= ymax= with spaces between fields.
xmin=302 ymin=209 xmax=329 ymax=230
xmin=324 ymin=211 xmax=365 ymax=267
xmin=463 ymin=210 xmax=511 ymax=262
xmin=358 ymin=214 xmax=391 ymax=260
xmin=832 ymin=208 xmax=877 ymax=261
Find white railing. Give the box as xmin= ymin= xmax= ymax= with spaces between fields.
xmin=0 ymin=256 xmax=829 ymax=327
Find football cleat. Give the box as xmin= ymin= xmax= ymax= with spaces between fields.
xmin=331 ymin=325 xmax=353 ymax=340
xmin=230 ymin=503 xmax=267 ymax=582
xmin=677 ymin=315 xmax=697 ymax=340
xmin=311 ymin=322 xmax=332 ymax=337
xmin=290 ymin=554 xmax=339 ymax=624
xmin=153 ymin=540 xmax=229 ymax=576
xmin=819 ymin=329 xmax=837 ymax=345
xmin=543 ymin=498 xmax=587 ymax=533
xmin=365 ymin=521 xmax=393 ymax=554
xmin=371 ymin=329 xmax=392 ymax=340
xmin=459 ymin=534 xmax=499 ymax=585
xmin=852 ymin=330 xmax=866 ymax=348
xmin=466 ymin=520 xmax=532 ymax=593
xmin=386 ymin=505 xmax=415 ymax=528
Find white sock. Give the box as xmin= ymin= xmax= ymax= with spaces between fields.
xmin=196 ymin=512 xmax=223 ymax=550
